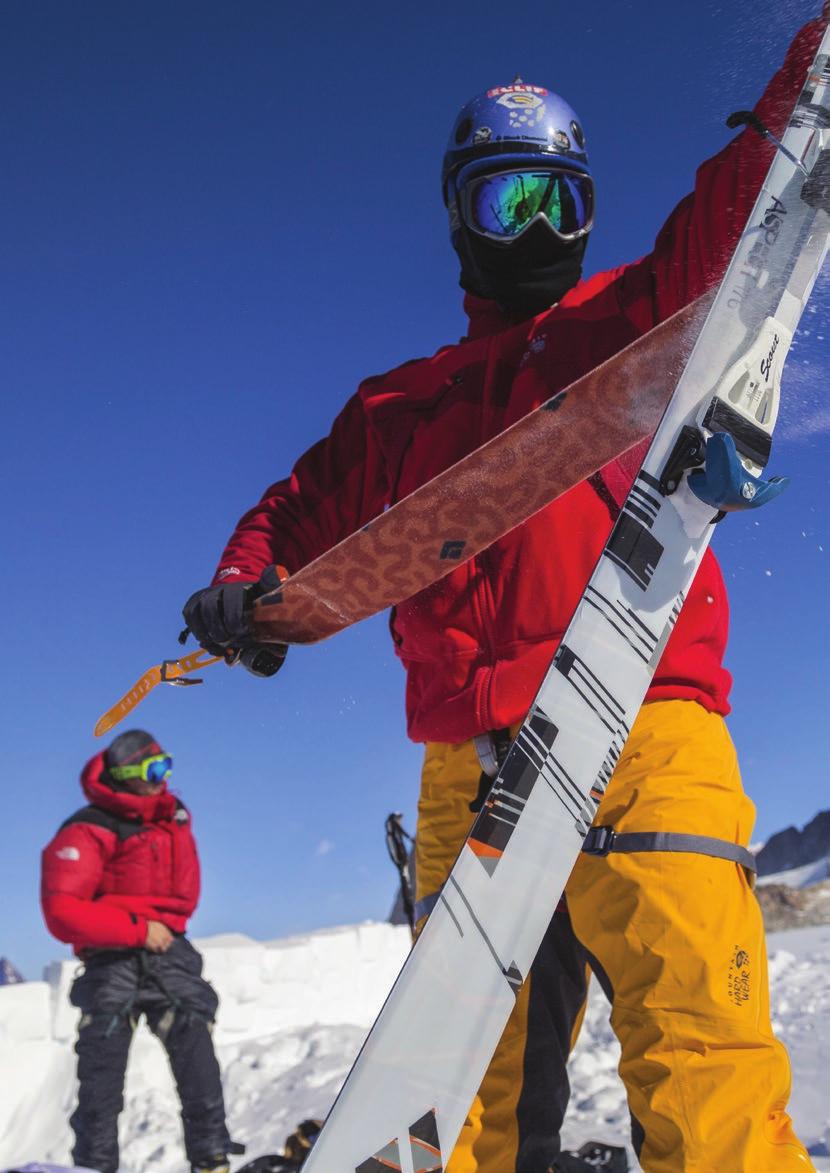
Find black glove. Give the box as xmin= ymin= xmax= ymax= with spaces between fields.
xmin=182 ymin=566 xmax=286 ymax=678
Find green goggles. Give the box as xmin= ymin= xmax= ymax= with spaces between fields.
xmin=461 ymin=167 xmax=594 ymax=242
xmin=109 ymin=752 xmax=173 ymax=785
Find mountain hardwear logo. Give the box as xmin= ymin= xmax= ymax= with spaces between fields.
xmin=728 ymin=945 xmax=751 ymax=1006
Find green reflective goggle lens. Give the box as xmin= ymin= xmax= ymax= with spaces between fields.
xmin=110 ymin=753 xmax=173 ymax=784
xmin=466 ymin=169 xmax=593 ymax=241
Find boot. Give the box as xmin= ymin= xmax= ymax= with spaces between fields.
xmin=191 ymin=1158 xmax=230 ymax=1173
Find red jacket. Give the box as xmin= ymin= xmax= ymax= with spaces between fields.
xmin=213 ymin=19 xmax=822 ymax=744
xmin=41 ymin=754 xmax=200 ymax=952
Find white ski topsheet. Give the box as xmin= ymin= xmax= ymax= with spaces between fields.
xmin=305 ymin=28 xmax=830 ymax=1173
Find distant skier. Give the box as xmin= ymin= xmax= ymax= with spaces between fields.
xmin=40 ymin=730 xmax=234 ymax=1173
xmin=180 ymin=8 xmax=828 ymax=1171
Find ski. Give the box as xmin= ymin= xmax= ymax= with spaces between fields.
xmin=96 ymin=299 xmax=705 ymax=737
xmin=251 ymin=298 xmax=707 ymax=644
xmin=93 ymin=648 xmax=222 ymax=737
xmin=301 ymin=27 xmax=830 ymax=1173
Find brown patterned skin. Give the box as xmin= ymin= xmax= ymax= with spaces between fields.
xmin=253 ymin=297 xmax=708 ymax=645
xmin=219 ymin=18 xmax=824 ymax=743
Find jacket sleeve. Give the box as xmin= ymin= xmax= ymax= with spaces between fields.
xmin=617 ymin=14 xmax=826 ymax=331
xmin=212 ymin=389 xmax=391 ymax=585
xmin=40 ymin=824 xmax=147 ymax=949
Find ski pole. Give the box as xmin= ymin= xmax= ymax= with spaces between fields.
xmin=385 ymin=812 xmax=416 ymax=939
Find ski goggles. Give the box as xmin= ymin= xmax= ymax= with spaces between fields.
xmin=109 ymin=753 xmax=173 ymax=785
xmin=460 ymin=167 xmax=594 ymax=242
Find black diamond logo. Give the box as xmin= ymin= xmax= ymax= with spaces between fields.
xmin=440 ymin=540 xmax=466 ymax=560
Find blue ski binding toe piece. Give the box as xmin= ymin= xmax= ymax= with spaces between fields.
xmin=688 ymin=431 xmax=789 ymax=511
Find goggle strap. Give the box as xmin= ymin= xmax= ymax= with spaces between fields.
xmin=109 ymin=753 xmax=172 ymax=783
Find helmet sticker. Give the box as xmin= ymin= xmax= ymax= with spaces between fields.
xmin=486 ymin=84 xmax=548 ymax=98
xmin=473 ymin=126 xmax=492 ymax=144
xmin=495 ymin=91 xmax=546 ymax=129
xmin=554 ymin=130 xmax=571 ymax=150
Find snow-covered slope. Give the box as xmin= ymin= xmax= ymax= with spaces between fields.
xmin=1 ymin=922 xmax=828 ymax=1172
xmin=757 ymin=856 xmax=830 ymax=888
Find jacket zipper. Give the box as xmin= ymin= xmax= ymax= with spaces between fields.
xmin=147 ymin=828 xmax=174 ymax=901
xmin=168 ymin=822 xmax=176 ymax=895
xmin=473 ymin=546 xmax=498 ymax=729
xmin=473 ymin=336 xmax=500 ymax=730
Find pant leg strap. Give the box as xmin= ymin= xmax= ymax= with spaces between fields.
xmin=415 ymin=828 xmax=756 ymax=925
xmin=581 ymin=826 xmax=756 ymax=874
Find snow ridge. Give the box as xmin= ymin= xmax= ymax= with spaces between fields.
xmin=0 ymin=922 xmax=827 ymax=1173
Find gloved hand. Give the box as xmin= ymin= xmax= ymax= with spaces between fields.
xmin=182 ymin=566 xmax=287 ymax=677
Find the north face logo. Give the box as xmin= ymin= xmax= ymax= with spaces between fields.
xmin=56 ymin=846 xmax=81 ymax=861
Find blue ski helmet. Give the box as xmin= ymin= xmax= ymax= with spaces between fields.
xmin=442 ymin=81 xmax=593 ymax=252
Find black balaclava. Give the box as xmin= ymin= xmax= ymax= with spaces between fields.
xmin=456 ymin=216 xmax=588 ymax=319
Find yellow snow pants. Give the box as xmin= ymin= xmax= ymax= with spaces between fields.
xmin=415 ymin=700 xmax=812 ymax=1173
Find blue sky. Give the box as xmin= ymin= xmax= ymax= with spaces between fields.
xmin=3 ymin=0 xmax=829 ymax=978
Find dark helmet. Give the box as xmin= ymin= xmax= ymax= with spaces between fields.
xmin=104 ymin=729 xmax=163 ymax=769
xmin=104 ymin=729 xmax=170 ymax=791
xmin=441 ymin=81 xmax=594 ymax=315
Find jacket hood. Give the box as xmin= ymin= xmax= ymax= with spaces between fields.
xmin=81 ymin=752 xmax=178 ymax=824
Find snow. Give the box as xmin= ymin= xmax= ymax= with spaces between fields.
xmin=757 ymin=855 xmax=830 ymax=889
xmin=0 ymin=921 xmax=828 ymax=1172
xmin=0 ymin=924 xmax=408 ymax=1173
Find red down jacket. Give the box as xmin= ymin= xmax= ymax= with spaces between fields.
xmin=41 ymin=754 xmax=200 ymax=953
xmin=212 ymin=19 xmax=823 ymax=744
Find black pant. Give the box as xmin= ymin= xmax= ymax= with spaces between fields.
xmin=69 ymin=936 xmax=231 ymax=1173
xmin=514 ymin=900 xmax=595 ymax=1172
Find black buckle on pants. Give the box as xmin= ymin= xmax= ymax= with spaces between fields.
xmin=581 ymin=825 xmax=617 ymax=856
